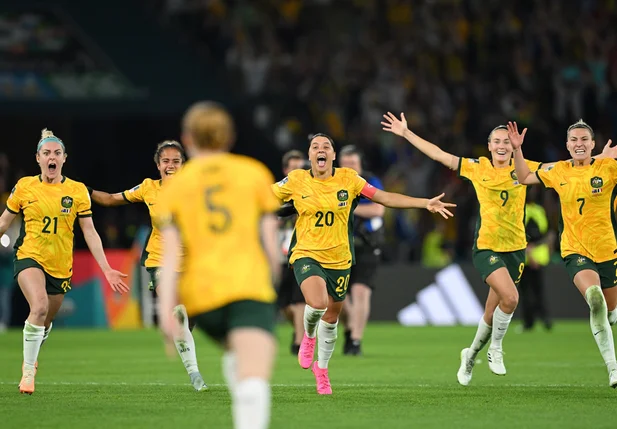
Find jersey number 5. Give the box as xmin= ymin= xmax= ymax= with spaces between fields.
xmin=205 ymin=185 xmax=231 ymax=233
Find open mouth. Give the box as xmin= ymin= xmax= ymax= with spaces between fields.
xmin=574 ymin=148 xmax=585 ymax=155
xmin=496 ymin=150 xmax=507 ymax=156
xmin=165 ymin=169 xmax=175 ymax=176
xmin=48 ymin=163 xmax=57 ymax=173
xmin=317 ymin=154 xmax=326 ymax=168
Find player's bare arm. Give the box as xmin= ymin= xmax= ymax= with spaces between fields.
xmin=382 ymin=112 xmax=459 ymax=170
xmin=0 ymin=209 xmax=17 ymax=236
xmin=79 ymin=216 xmax=129 ymax=293
xmin=90 ymin=190 xmax=128 ymax=207
xmin=508 ymin=122 xmax=540 ymax=186
xmin=368 ymin=188 xmax=456 ymax=219
xmin=261 ymin=213 xmax=282 ymax=286
xmin=354 ymin=202 xmax=385 ymax=218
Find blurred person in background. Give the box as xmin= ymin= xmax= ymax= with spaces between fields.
xmin=338 ymin=145 xmax=385 ymax=356
xmin=277 ymin=149 xmax=308 ymax=355
xmin=0 ymin=154 xmax=14 ymax=332
xmin=519 ymin=186 xmax=552 ymax=332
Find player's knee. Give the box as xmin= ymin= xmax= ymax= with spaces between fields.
xmin=29 ymin=301 xmax=49 ymax=320
xmin=305 ymin=296 xmax=328 ymax=310
xmin=586 ymin=285 xmax=606 ymax=315
xmin=322 ymin=313 xmax=338 ymax=324
xmin=501 ymin=294 xmax=519 ymax=313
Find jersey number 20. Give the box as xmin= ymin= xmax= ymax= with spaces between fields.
xmin=315 ymin=211 xmax=334 ymax=227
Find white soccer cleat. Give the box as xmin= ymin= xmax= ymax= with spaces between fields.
xmin=457 ymin=348 xmax=475 ymax=386
xmin=487 ymin=348 xmax=506 ymax=376
xmin=610 ymin=369 xmax=617 ymax=389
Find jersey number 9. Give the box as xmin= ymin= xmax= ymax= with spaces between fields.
xmin=205 ymin=185 xmax=231 ymax=233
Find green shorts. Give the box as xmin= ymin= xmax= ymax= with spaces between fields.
xmin=292 ymin=257 xmax=352 ymax=301
xmin=146 ymin=267 xmax=160 ymax=291
xmin=563 ymin=254 xmax=617 ymax=289
xmin=14 ymin=258 xmax=72 ymax=295
xmin=192 ymin=300 xmax=276 ymax=343
xmin=472 ymin=249 xmax=526 ymax=285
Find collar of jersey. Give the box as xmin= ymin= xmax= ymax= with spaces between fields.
xmin=569 ymin=158 xmax=595 ymax=167
xmin=309 ymin=167 xmax=336 ymax=179
xmin=38 ymin=174 xmax=66 ymax=184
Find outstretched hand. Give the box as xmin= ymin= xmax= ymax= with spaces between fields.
xmin=506 ymin=121 xmax=527 ymax=150
xmin=381 ymin=112 xmax=408 ymax=137
xmin=426 ymin=193 xmax=456 ymax=219
xmin=600 ymin=139 xmax=616 ymax=159
xmin=105 ymin=269 xmax=129 ymax=294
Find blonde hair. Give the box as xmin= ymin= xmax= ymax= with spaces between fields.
xmin=182 ymin=101 xmax=235 ymax=150
xmin=567 ymin=119 xmax=594 ymax=139
xmin=153 ymin=140 xmax=186 ymax=164
xmin=37 ymin=128 xmax=65 ymax=152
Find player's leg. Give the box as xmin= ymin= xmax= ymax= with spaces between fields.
xmin=518 ymin=269 xmax=534 ymax=330
xmin=457 ymin=286 xmax=498 ymax=386
xmin=294 ymin=259 xmax=329 ymax=369
xmin=152 ymin=268 xmax=206 ymax=391
xmin=602 ymin=277 xmax=617 ymax=326
xmin=41 ymin=293 xmax=64 ymax=347
xmin=571 ymin=265 xmax=617 ymax=387
xmin=341 ymin=296 xmax=353 ymax=353
xmin=484 ymin=266 xmax=519 ymax=376
xmin=16 ymin=266 xmax=48 ymax=394
xmin=311 ymin=296 xmax=343 ymax=395
xmin=289 ymin=302 xmax=305 ymax=354
xmin=227 ymin=301 xmax=277 ymax=429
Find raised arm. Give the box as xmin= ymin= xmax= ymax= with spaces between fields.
xmin=382 ymin=112 xmax=459 ymax=170
xmin=368 ymin=188 xmax=456 ymax=220
xmin=508 ymin=122 xmax=540 ymax=185
xmin=79 ymin=216 xmax=129 ymax=293
xmin=90 ymin=190 xmax=128 ymax=207
xmin=0 ymin=209 xmax=17 ymax=236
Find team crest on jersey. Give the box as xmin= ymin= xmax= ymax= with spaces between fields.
xmin=576 ymin=256 xmax=587 ymax=266
xmin=277 ymin=177 xmax=289 ymax=187
xmin=591 ymin=176 xmax=603 ymax=189
xmin=60 ymin=196 xmax=73 ymax=214
xmin=489 ymin=255 xmax=499 ymax=265
xmin=510 ymin=170 xmax=517 ymax=181
xmin=337 ymin=189 xmax=349 ymax=201
xmin=301 ymin=264 xmax=311 ymax=274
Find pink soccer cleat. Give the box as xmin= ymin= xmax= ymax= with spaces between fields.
xmin=312 ymin=362 xmax=332 ymax=395
xmin=297 ymin=333 xmax=316 ymax=369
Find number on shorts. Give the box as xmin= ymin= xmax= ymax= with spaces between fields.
xmin=577 ymin=198 xmax=585 ymax=215
xmin=335 ymin=274 xmax=350 ymax=296
xmin=515 ymin=262 xmax=524 ymax=284
xmin=205 ymin=185 xmax=232 ymax=233
xmin=60 ymin=280 xmax=71 ymax=293
xmin=500 ymin=190 xmax=509 ymax=207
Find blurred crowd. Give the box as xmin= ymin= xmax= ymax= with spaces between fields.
xmin=159 ymin=0 xmax=617 ymax=262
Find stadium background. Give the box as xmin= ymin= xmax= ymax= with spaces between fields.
xmin=2 ymin=0 xmax=617 ymax=329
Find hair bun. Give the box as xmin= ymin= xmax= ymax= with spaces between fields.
xmin=41 ymin=128 xmax=55 ymax=139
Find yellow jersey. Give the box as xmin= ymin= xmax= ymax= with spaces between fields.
xmin=6 ymin=175 xmax=92 ymax=278
xmin=122 ymin=179 xmax=165 ymax=268
xmin=155 ymin=153 xmax=280 ymax=316
xmin=537 ymin=158 xmax=617 ymax=262
xmin=458 ymin=157 xmax=541 ymax=252
xmin=271 ymin=167 xmax=372 ymax=270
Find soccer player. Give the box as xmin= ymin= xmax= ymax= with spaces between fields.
xmin=509 ymin=120 xmax=617 ymax=387
xmin=382 ymin=112 xmax=616 ymax=386
xmin=0 ymin=129 xmax=129 ymax=395
xmin=277 ymin=150 xmax=308 ymax=355
xmin=156 ymin=102 xmax=281 ymax=429
xmin=338 ymin=145 xmax=385 ymax=356
xmin=272 ymin=133 xmax=455 ymax=395
xmin=89 ymin=141 xmax=207 ymax=391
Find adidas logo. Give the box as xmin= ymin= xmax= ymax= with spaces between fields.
xmin=397 ymin=264 xmax=484 ymax=326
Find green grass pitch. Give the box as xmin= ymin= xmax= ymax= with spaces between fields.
xmin=1 ymin=322 xmax=615 ymax=428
